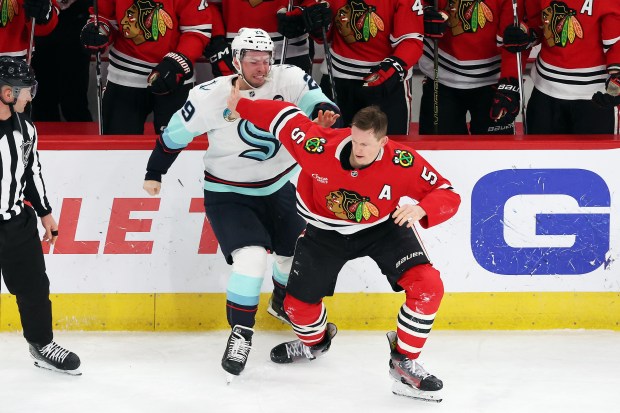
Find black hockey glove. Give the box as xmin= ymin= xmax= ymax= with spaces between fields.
xmin=592 ymin=73 xmax=620 ymax=107
xmin=23 ymin=0 xmax=52 ymax=24
xmin=490 ymin=77 xmax=521 ymax=125
xmin=147 ymin=52 xmax=193 ymax=95
xmin=302 ymin=2 xmax=332 ymax=38
xmin=277 ymin=8 xmax=307 ymax=39
xmin=423 ymin=6 xmax=448 ymax=38
xmin=503 ymin=23 xmax=537 ymax=53
xmin=80 ymin=21 xmax=113 ymax=52
xmin=362 ymin=56 xmax=407 ymax=100
xmin=203 ymin=36 xmax=234 ymax=78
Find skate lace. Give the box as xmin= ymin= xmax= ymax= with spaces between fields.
xmin=285 ymin=340 xmax=314 ymax=359
xmin=227 ymin=333 xmax=251 ymax=363
xmin=401 ymin=358 xmax=430 ymax=380
xmin=39 ymin=342 xmax=70 ymax=363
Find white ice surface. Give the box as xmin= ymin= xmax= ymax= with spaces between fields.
xmin=1 ymin=330 xmax=618 ymax=413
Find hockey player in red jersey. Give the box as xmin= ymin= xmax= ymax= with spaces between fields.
xmin=279 ymin=0 xmax=424 ymax=134
xmin=503 ymin=0 xmax=620 ymax=134
xmin=203 ymin=0 xmax=313 ymax=76
xmin=226 ymin=81 xmax=460 ymax=401
xmin=0 ymin=0 xmax=59 ymax=59
xmin=419 ymin=0 xmax=527 ymax=135
xmin=79 ymin=0 xmax=213 ymax=134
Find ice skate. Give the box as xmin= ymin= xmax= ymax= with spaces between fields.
xmin=386 ymin=331 xmax=442 ymax=403
xmin=270 ymin=322 xmax=337 ymax=363
xmin=28 ymin=341 xmax=81 ymax=376
xmin=267 ymin=293 xmax=290 ymax=325
xmin=221 ymin=325 xmax=253 ymax=383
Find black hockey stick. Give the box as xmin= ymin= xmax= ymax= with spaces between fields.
xmin=321 ymin=26 xmax=337 ymax=105
xmin=280 ymin=0 xmax=293 ymax=64
xmin=93 ymin=0 xmax=103 ymax=135
xmin=511 ymin=0 xmax=527 ymax=135
xmin=432 ymin=0 xmax=439 ymax=134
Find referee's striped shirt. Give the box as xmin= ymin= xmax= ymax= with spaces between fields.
xmin=0 ymin=113 xmax=51 ymax=221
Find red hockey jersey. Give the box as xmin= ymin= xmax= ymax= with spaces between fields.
xmin=321 ymin=0 xmax=424 ymax=81
xmin=235 ymin=98 xmax=461 ymax=234
xmin=208 ymin=0 xmax=310 ymax=59
xmin=0 ymin=0 xmax=59 ymax=58
xmin=419 ymin=0 xmax=525 ymax=89
xmin=527 ymin=0 xmax=620 ymax=99
xmin=94 ymin=0 xmax=213 ymax=88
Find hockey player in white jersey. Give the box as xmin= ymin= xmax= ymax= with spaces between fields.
xmin=142 ymin=28 xmax=339 ymax=381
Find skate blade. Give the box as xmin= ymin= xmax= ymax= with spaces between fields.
xmin=391 ymin=381 xmax=442 ymax=403
xmin=33 ymin=360 xmax=82 ymax=376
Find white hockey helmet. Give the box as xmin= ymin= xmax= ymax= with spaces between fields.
xmin=231 ymin=28 xmax=274 ymax=69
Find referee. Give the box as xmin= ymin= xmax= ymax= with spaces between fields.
xmin=0 ymin=56 xmax=80 ymax=375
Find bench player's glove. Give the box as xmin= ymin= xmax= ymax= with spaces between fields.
xmin=80 ymin=20 xmax=113 ymax=53
xmin=203 ymin=36 xmax=234 ymax=77
xmin=502 ymin=23 xmax=537 ymax=53
xmin=362 ymin=56 xmax=407 ymax=100
xmin=423 ymin=6 xmax=448 ymax=38
xmin=148 ymin=52 xmax=193 ymax=95
xmin=24 ymin=0 xmax=52 ymax=24
xmin=277 ymin=7 xmax=306 ymax=38
xmin=592 ymin=73 xmax=620 ymax=107
xmin=490 ymin=77 xmax=521 ymax=125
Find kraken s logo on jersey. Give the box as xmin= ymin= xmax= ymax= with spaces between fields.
xmin=446 ymin=0 xmax=493 ymax=36
xmin=304 ymin=137 xmax=326 ymax=154
xmin=121 ymin=0 xmax=174 ymax=45
xmin=335 ymin=1 xmax=385 ymax=44
xmin=20 ymin=133 xmax=34 ymax=168
xmin=393 ymin=149 xmax=414 ymax=168
xmin=237 ymin=120 xmax=281 ymax=161
xmin=223 ymin=108 xmax=237 ymax=122
xmin=0 ymin=0 xmax=18 ymax=27
xmin=325 ymin=189 xmax=379 ymax=222
xmin=542 ymin=1 xmax=583 ymax=48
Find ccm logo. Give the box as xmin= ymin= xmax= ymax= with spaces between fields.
xmin=471 ymin=169 xmax=610 ymax=275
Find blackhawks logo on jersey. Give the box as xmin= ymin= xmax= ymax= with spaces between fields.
xmin=542 ymin=1 xmax=583 ymax=48
xmin=245 ymin=0 xmax=275 ymax=7
xmin=335 ymin=0 xmax=385 ymax=44
xmin=325 ymin=189 xmax=379 ymax=222
xmin=121 ymin=0 xmax=174 ymax=45
xmin=393 ymin=149 xmax=414 ymax=168
xmin=0 ymin=0 xmax=18 ymax=27
xmin=446 ymin=0 xmax=494 ymax=36
xmin=304 ymin=137 xmax=326 ymax=154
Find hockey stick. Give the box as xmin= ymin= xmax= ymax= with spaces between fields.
xmin=511 ymin=0 xmax=527 ymax=135
xmin=26 ymin=18 xmax=36 ymax=65
xmin=432 ymin=0 xmax=439 ymax=134
xmin=93 ymin=0 xmax=103 ymax=135
xmin=321 ymin=26 xmax=337 ymax=105
xmin=280 ymin=0 xmax=294 ymax=64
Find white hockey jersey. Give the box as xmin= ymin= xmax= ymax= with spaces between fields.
xmin=159 ymin=64 xmax=333 ymax=195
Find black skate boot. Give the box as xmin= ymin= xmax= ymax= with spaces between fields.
xmin=386 ymin=331 xmax=442 ymax=402
xmin=270 ymin=322 xmax=337 ymax=363
xmin=221 ymin=325 xmax=253 ymax=381
xmin=267 ymin=291 xmax=290 ymax=325
xmin=28 ymin=340 xmax=81 ymax=376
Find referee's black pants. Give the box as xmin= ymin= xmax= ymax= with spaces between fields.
xmin=0 ymin=207 xmax=53 ymax=346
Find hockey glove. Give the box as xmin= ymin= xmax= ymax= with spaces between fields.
xmin=23 ymin=0 xmax=52 ymax=24
xmin=503 ymin=23 xmax=537 ymax=53
xmin=490 ymin=77 xmax=521 ymax=125
xmin=147 ymin=52 xmax=193 ymax=95
xmin=302 ymin=2 xmax=332 ymax=38
xmin=203 ymin=36 xmax=234 ymax=77
xmin=277 ymin=7 xmax=307 ymax=39
xmin=423 ymin=6 xmax=448 ymax=38
xmin=592 ymin=73 xmax=620 ymax=107
xmin=80 ymin=21 xmax=113 ymax=52
xmin=362 ymin=56 xmax=407 ymax=100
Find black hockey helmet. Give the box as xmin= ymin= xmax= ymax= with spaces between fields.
xmin=0 ymin=56 xmax=37 ymax=102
